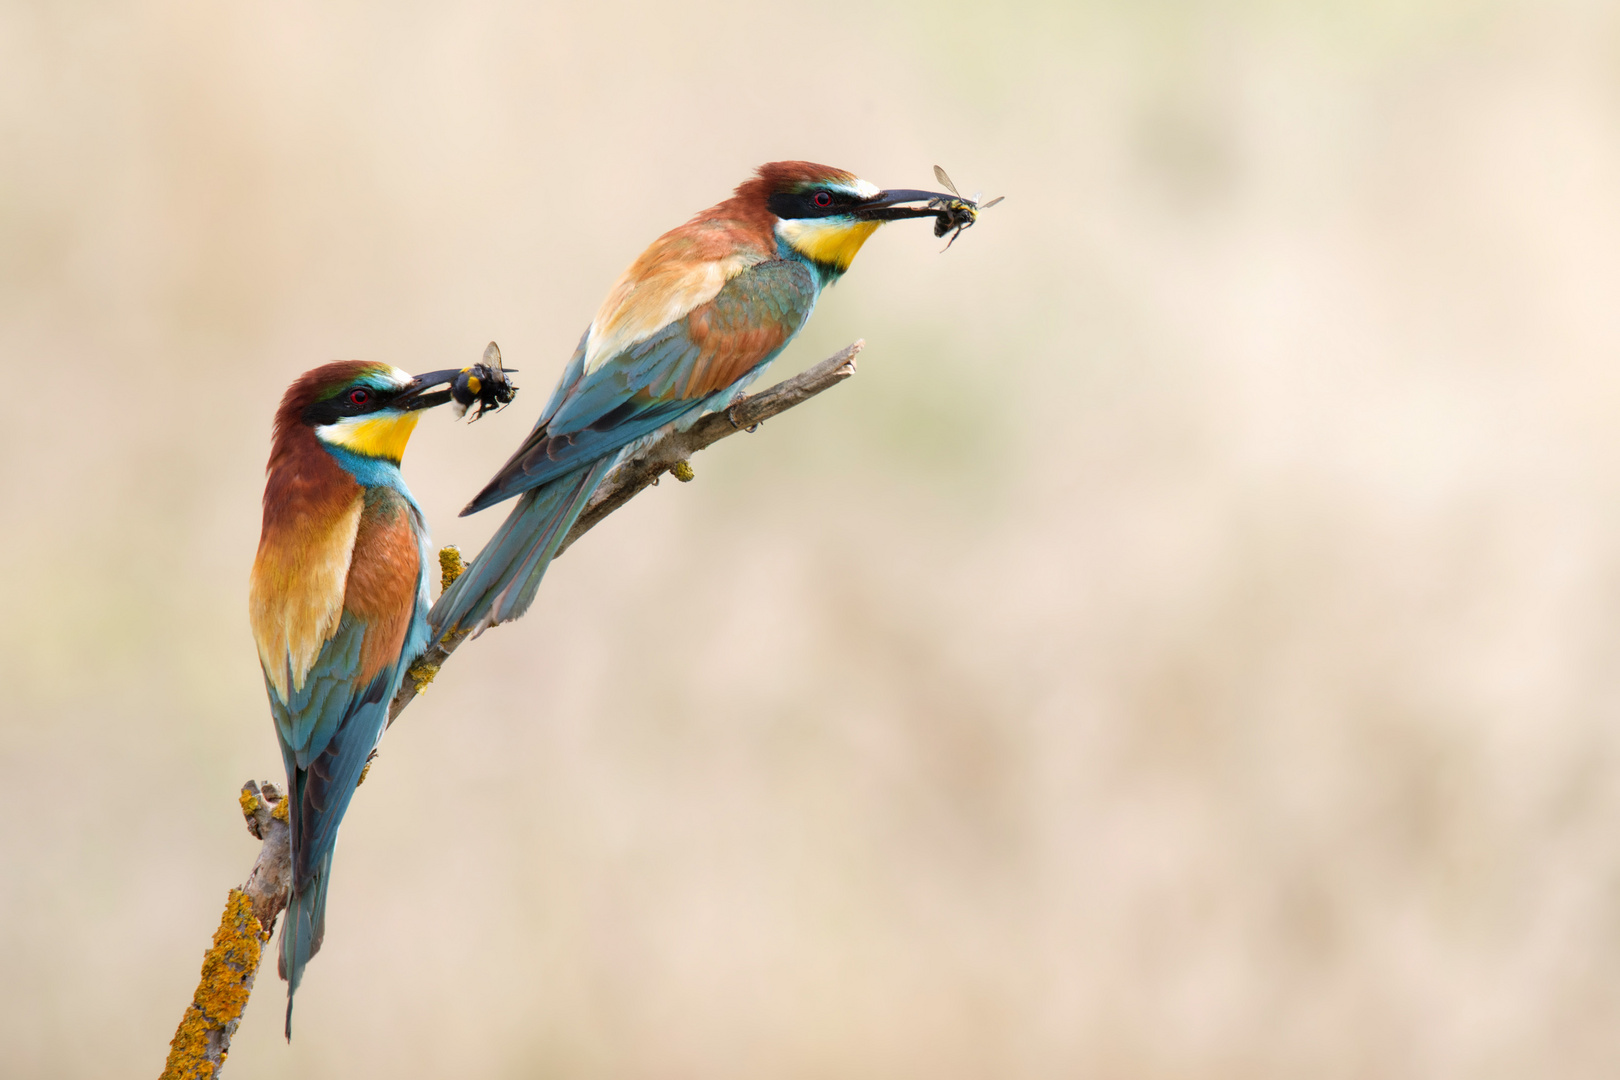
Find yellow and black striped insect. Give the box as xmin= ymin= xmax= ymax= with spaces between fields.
xmin=928 ymin=165 xmax=1005 ymax=251
xmin=451 ymin=341 xmax=518 ymax=421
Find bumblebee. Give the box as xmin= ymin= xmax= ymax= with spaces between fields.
xmin=928 ymin=165 xmax=1003 ymax=250
xmin=452 ymin=341 xmax=518 ymax=421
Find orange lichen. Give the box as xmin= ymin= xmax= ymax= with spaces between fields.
xmin=160 ymin=889 xmax=264 ymax=1080
xmin=239 ymin=786 xmax=266 ymax=839
xmin=271 ymin=797 xmax=289 ymax=823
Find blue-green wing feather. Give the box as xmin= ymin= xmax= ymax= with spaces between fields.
xmin=265 ymin=614 xmax=392 ymax=876
xmin=462 ymin=259 xmax=818 ymax=514
xmin=271 ymin=544 xmax=429 ymax=1038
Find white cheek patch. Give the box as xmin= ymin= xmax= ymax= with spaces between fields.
xmin=315 ymin=414 xmax=365 ymax=442
xmin=775 ymin=218 xmax=819 ymax=245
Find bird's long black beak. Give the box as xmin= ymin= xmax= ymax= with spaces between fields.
xmin=853 ymin=188 xmax=962 ymax=222
xmin=394 ymin=368 xmax=463 ymax=411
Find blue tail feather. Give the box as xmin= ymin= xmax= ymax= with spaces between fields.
xmin=430 ymin=455 xmax=618 ymax=639
xmin=275 ymin=663 xmax=392 ymax=1040
xmin=280 ymin=847 xmax=333 ymax=1040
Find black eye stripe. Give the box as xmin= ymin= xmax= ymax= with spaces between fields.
xmin=301 ymin=384 xmax=392 ymax=426
xmin=767 ymin=188 xmax=861 ymax=220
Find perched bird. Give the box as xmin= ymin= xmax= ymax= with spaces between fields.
xmin=432 ymin=160 xmax=959 ymax=637
xmin=249 ymin=360 xmax=462 ymax=1038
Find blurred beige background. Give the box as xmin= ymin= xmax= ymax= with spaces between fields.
xmin=5 ymin=0 xmax=1620 ymax=1076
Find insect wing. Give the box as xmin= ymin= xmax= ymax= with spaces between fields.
xmin=928 ymin=167 xmax=1002 ymax=250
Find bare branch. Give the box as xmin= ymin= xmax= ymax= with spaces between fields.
xmin=160 ymin=341 xmax=864 ymax=1075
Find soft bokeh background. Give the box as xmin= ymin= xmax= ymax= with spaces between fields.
xmin=5 ymin=0 xmax=1620 ymax=1076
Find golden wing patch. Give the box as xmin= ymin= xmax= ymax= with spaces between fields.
xmin=585 ymin=236 xmax=761 ymax=376
xmin=249 ymin=494 xmax=364 ymax=701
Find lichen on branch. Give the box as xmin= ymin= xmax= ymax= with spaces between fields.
xmin=159 ymin=889 xmax=265 ymax=1080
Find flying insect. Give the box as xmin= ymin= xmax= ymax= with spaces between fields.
xmin=929 ymin=164 xmax=1004 ymax=249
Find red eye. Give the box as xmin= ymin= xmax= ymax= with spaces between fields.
xmin=813 ymin=191 xmax=833 ymax=208
xmin=347 ymin=388 xmax=371 ymax=406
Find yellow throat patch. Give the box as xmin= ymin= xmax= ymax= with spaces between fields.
xmin=317 ymin=410 xmax=422 ymax=462
xmin=776 ymin=218 xmax=882 ymax=273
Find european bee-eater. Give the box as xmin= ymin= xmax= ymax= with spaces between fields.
xmin=249 ymin=360 xmax=461 ymax=1038
xmin=432 ymin=160 xmax=960 ymax=637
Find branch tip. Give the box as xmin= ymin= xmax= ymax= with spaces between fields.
xmin=438 ymin=545 xmax=466 ymax=592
